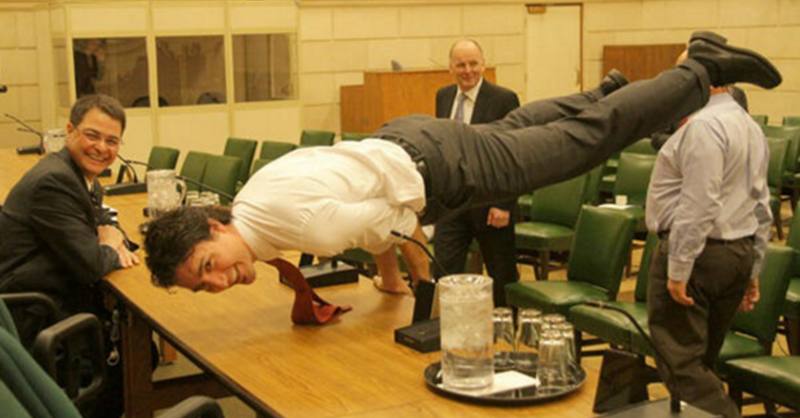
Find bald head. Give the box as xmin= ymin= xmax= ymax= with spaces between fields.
xmin=448 ymin=39 xmax=485 ymax=92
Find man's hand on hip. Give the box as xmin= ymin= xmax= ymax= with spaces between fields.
xmin=738 ymin=278 xmax=760 ymax=312
xmin=667 ymin=278 xmax=695 ymax=306
xmin=486 ymin=207 xmax=510 ymax=228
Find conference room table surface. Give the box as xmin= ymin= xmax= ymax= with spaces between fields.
xmin=1 ymin=149 xmax=600 ymax=417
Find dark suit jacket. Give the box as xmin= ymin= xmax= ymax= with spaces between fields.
xmin=0 ymin=149 xmax=119 ymax=315
xmin=435 ymin=80 xmax=520 ymax=212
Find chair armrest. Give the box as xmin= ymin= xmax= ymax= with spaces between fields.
xmin=0 ymin=292 xmax=60 ymax=347
xmin=160 ymin=396 xmax=224 ymax=418
xmin=32 ymin=313 xmax=106 ymax=407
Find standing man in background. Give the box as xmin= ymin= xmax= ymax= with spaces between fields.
xmin=645 ymin=48 xmax=771 ymax=416
xmin=432 ymin=39 xmax=520 ymax=306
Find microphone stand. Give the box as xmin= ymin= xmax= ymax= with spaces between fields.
xmin=6 ymin=113 xmax=45 ymax=155
xmin=582 ymin=300 xmax=682 ymax=414
xmin=104 ymin=155 xmax=147 ymax=195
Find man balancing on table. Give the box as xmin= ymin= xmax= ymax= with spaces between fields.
xmin=143 ymin=31 xmax=782 ymax=299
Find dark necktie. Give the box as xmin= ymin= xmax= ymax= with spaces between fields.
xmin=266 ymin=258 xmax=352 ymax=325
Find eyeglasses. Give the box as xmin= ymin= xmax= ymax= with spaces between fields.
xmin=77 ymin=127 xmax=122 ymax=148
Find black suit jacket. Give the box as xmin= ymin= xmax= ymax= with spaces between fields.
xmin=435 ymin=80 xmax=520 ymax=211
xmin=0 ymin=149 xmax=119 ymax=315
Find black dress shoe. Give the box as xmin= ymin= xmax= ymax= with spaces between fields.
xmin=688 ymin=34 xmax=782 ymax=89
xmin=599 ymin=69 xmax=629 ymax=96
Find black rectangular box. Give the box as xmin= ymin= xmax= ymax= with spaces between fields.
xmin=394 ymin=318 xmax=440 ymax=353
xmin=279 ymin=260 xmax=359 ymax=288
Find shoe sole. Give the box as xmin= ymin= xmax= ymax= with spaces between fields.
xmin=690 ymin=31 xmax=727 ymax=45
xmin=690 ymin=39 xmax=782 ymax=88
xmin=607 ymin=69 xmax=629 ymax=88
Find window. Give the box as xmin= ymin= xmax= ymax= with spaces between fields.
xmin=156 ymin=35 xmax=226 ymax=106
xmin=73 ymin=37 xmax=149 ymax=108
xmin=232 ymin=34 xmax=296 ymax=102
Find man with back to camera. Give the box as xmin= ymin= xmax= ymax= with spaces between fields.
xmin=425 ymin=39 xmax=521 ymax=305
xmin=645 ymin=51 xmax=771 ymax=417
xmin=0 ymin=94 xmax=138 ymax=418
xmin=143 ymin=32 xmax=782 ymax=302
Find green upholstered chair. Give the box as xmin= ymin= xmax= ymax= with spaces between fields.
xmin=767 ymin=137 xmax=789 ymax=240
xmin=782 ymin=205 xmax=800 ymax=355
xmin=583 ymin=164 xmax=605 ymax=205
xmin=506 ymin=205 xmax=636 ymax=317
xmin=300 ymin=129 xmax=335 ymax=147
xmin=223 ymin=137 xmax=258 ymax=185
xmin=515 ymin=174 xmax=588 ymax=281
xmin=340 ymin=132 xmax=372 ymax=141
xmin=726 ymin=356 xmax=800 ymax=412
xmin=179 ymin=151 xmax=212 ymax=192
xmin=569 ymin=232 xmax=659 ymax=359
xmin=623 ymin=138 xmax=657 ymax=155
xmin=764 ymin=125 xmax=800 ymax=213
xmin=0 ymin=327 xmax=224 ymax=418
xmin=516 ymin=193 xmax=534 ymax=221
xmin=751 ymin=114 xmax=768 ymax=125
xmin=612 ymin=152 xmax=656 ymax=231
xmin=146 ymin=146 xmax=180 ymax=171
xmin=259 ymin=140 xmax=297 ymax=161
xmin=200 ymin=155 xmax=242 ymax=205
xmin=784 ymin=116 xmax=800 ymax=127
xmin=251 ymin=158 xmax=270 ymax=176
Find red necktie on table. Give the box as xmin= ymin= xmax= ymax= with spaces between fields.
xmin=266 ymin=258 xmax=352 ymax=325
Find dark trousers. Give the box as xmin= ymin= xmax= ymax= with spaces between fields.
xmin=376 ymin=60 xmax=710 ymax=225
xmin=647 ymin=238 xmax=755 ymax=418
xmin=433 ymin=206 xmax=518 ymax=307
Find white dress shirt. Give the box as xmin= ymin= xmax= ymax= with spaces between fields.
xmin=231 ymin=139 xmax=425 ymax=260
xmin=645 ymin=92 xmax=771 ymax=281
xmin=449 ymin=78 xmax=483 ymax=124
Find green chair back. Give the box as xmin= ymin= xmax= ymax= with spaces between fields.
xmin=763 ymin=125 xmax=800 ymax=174
xmin=784 ymin=116 xmax=800 ymax=127
xmin=0 ymin=328 xmax=83 ymax=418
xmin=179 ymin=151 xmax=211 ymax=192
xmin=340 ymin=132 xmax=371 ymax=142
xmin=251 ymin=158 xmax=270 ymax=176
xmin=623 ymin=138 xmax=657 ymax=155
xmin=223 ymin=137 xmax=258 ymax=184
xmin=0 ymin=299 xmax=19 ymax=340
xmin=567 ymin=205 xmax=636 ymax=298
xmin=528 ymin=174 xmax=588 ymax=227
xmin=730 ymin=245 xmax=795 ymax=344
xmin=633 ymin=232 xmax=659 ymax=303
xmin=584 ymin=164 xmax=604 ymax=205
xmin=201 ymin=155 xmax=242 ymax=205
xmin=300 ymin=129 xmax=335 ymax=147
xmin=259 ymin=141 xmax=297 ymax=161
xmin=788 ymin=201 xmax=800 ymax=249
xmin=613 ymin=152 xmax=656 ymax=206
xmin=751 ymin=114 xmax=768 ymax=125
xmin=146 ymin=146 xmax=180 ymax=170
xmin=767 ymin=137 xmax=788 ymax=191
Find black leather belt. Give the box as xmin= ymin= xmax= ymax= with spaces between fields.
xmin=657 ymin=230 xmax=754 ymax=244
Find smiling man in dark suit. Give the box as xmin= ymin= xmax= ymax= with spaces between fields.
xmin=0 ymin=94 xmax=138 ymax=418
xmin=432 ymin=39 xmax=520 ymax=306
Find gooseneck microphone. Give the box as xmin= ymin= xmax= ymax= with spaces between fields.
xmin=581 ymin=300 xmax=682 ymax=413
xmin=6 ymin=113 xmax=45 ymax=155
xmin=390 ymin=229 xmax=447 ymax=323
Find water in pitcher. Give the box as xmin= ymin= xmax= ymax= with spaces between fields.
xmin=439 ymin=274 xmax=494 ymax=390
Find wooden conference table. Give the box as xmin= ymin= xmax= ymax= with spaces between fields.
xmin=1 ymin=149 xmax=597 ymax=418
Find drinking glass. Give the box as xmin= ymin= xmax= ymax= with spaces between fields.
xmin=439 ymin=274 xmax=494 ymax=390
xmin=515 ymin=308 xmax=542 ymax=371
xmin=536 ymin=329 xmax=570 ymax=393
xmin=43 ymin=128 xmax=66 ymax=153
xmin=492 ymin=307 xmax=515 ymax=369
xmin=555 ymin=322 xmax=578 ymax=371
xmin=542 ymin=313 xmax=566 ymax=331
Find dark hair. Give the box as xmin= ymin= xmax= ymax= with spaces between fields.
xmin=69 ymin=94 xmax=127 ymax=133
xmin=144 ymin=206 xmax=233 ymax=288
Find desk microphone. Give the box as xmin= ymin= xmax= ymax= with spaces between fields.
xmin=0 ymin=85 xmax=7 ymax=93
xmin=105 ymin=154 xmax=147 ymax=195
xmin=6 ymin=113 xmax=44 ymax=155
xmin=581 ymin=300 xmax=682 ymax=414
xmin=389 ymin=230 xmax=446 ymax=324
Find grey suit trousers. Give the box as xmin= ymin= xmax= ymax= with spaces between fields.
xmin=377 ymin=60 xmax=710 ymax=225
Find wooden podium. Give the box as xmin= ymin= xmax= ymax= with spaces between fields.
xmin=340 ymin=68 xmax=496 ymax=134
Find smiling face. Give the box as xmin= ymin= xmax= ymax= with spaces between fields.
xmin=173 ymin=219 xmax=257 ymax=293
xmin=449 ymin=40 xmax=485 ymax=92
xmin=65 ymin=107 xmax=122 ymax=181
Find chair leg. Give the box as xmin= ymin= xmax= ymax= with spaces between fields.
xmin=787 ymin=316 xmax=800 ymax=355
xmin=775 ymin=211 xmax=784 ymax=240
xmin=536 ymin=251 xmax=550 ymax=281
